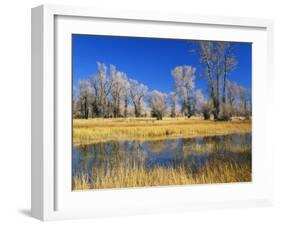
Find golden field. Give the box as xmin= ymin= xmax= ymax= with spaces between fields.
xmin=73 ymin=117 xmax=252 ymax=145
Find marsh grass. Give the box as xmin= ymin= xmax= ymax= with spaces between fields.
xmin=73 ymin=118 xmax=251 ymax=145
xmin=72 ymin=118 xmax=252 ymax=190
xmin=73 ymin=152 xmax=251 ymax=190
xmin=72 ymin=137 xmax=251 ymax=190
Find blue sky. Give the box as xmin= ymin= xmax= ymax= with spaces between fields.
xmin=72 ymin=34 xmax=252 ymax=95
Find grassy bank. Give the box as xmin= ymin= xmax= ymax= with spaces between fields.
xmin=73 ymin=150 xmax=251 ymax=190
xmin=73 ymin=118 xmax=252 ymax=145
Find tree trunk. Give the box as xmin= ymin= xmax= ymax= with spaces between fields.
xmin=117 ymin=97 xmax=120 ymax=117
xmin=206 ymin=64 xmax=217 ymax=120
xmin=187 ymin=96 xmax=191 ymax=118
xmin=216 ymin=70 xmax=220 ymax=119
xmin=210 ymin=81 xmax=218 ymax=120
xmin=222 ymin=57 xmax=227 ymax=104
xmin=84 ymin=96 xmax=88 ymax=119
xmin=124 ymin=98 xmax=128 ymax=117
xmin=134 ymin=104 xmax=140 ymax=117
xmin=203 ymin=112 xmax=210 ymax=120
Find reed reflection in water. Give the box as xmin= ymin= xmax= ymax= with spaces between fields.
xmin=72 ymin=133 xmax=251 ymax=190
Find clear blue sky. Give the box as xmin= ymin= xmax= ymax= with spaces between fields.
xmin=72 ymin=34 xmax=252 ymax=95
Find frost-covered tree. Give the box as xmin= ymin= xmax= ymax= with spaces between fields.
xmin=221 ymin=81 xmax=251 ymax=118
xmin=78 ymin=80 xmax=91 ymax=119
xmin=221 ymin=43 xmax=237 ymax=104
xmin=110 ymin=65 xmax=129 ymax=117
xmin=149 ymin=90 xmax=168 ymax=120
xmin=122 ymin=78 xmax=131 ymax=118
xmin=191 ymin=89 xmax=213 ymax=120
xmin=237 ymin=86 xmax=251 ymax=117
xmin=201 ymin=100 xmax=213 ymax=120
xmin=169 ymin=92 xmax=177 ymax=117
xmin=193 ymin=89 xmax=205 ymax=114
xmin=89 ymin=62 xmax=112 ymax=117
xmin=196 ymin=41 xmax=237 ymax=120
xmin=129 ymin=79 xmax=148 ymax=117
xmin=172 ymin=65 xmax=196 ymax=117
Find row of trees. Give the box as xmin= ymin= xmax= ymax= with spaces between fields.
xmin=73 ymin=41 xmax=251 ymax=120
xmin=73 ymin=62 xmax=149 ymax=119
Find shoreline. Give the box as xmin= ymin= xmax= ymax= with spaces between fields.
xmin=73 ymin=131 xmax=252 ymax=146
xmin=73 ymin=118 xmax=252 ymax=145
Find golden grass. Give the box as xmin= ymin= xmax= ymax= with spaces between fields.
xmin=73 ymin=152 xmax=251 ymax=190
xmin=73 ymin=117 xmax=252 ymax=145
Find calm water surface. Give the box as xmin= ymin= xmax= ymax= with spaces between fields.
xmin=72 ymin=133 xmax=251 ymax=177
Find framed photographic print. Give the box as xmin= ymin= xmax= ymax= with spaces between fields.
xmin=31 ymin=4 xmax=274 ymax=221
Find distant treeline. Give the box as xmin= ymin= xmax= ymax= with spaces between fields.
xmin=73 ymin=41 xmax=251 ymax=120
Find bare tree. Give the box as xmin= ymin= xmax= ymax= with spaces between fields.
xmin=129 ymin=79 xmax=148 ymax=117
xmin=123 ymin=79 xmax=131 ymax=118
xmin=90 ymin=62 xmax=112 ymax=117
xmin=193 ymin=89 xmax=204 ymax=115
xmin=169 ymin=92 xmax=177 ymax=117
xmin=224 ymin=81 xmax=251 ymax=118
xmin=196 ymin=41 xmax=237 ymax=120
xmin=110 ymin=65 xmax=129 ymax=117
xmin=197 ymin=41 xmax=217 ymax=118
xmin=192 ymin=89 xmax=213 ymax=120
xmin=201 ymin=100 xmax=213 ymax=120
xmin=221 ymin=44 xmax=237 ymax=104
xmin=213 ymin=43 xmax=225 ymax=118
xmin=227 ymin=81 xmax=240 ymax=116
xmin=238 ymin=85 xmax=250 ymax=117
xmin=172 ymin=65 xmax=196 ymax=118
xmin=149 ymin=90 xmax=168 ymax=120
xmin=78 ymin=80 xmax=91 ymax=119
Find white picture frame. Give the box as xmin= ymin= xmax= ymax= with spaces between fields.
xmin=31 ymin=4 xmax=274 ymax=221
